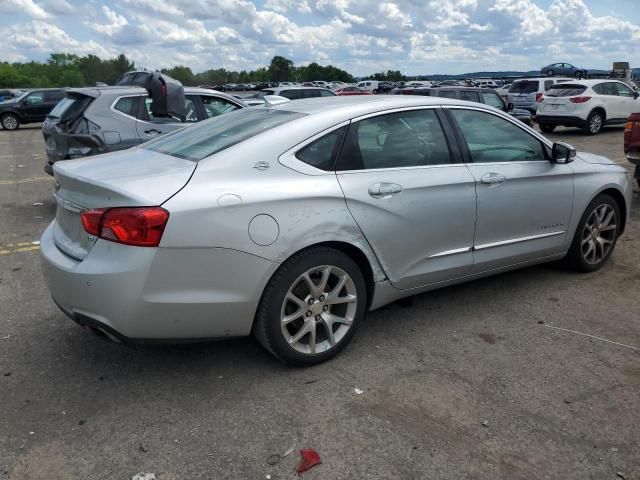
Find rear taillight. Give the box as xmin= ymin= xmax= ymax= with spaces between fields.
xmin=81 ymin=207 xmax=169 ymax=247
xmin=569 ymin=96 xmax=592 ymax=103
xmin=535 ymin=93 xmax=544 ymax=103
xmin=625 ymin=120 xmax=634 ymax=132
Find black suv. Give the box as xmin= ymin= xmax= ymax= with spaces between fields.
xmin=0 ymin=88 xmax=66 ymax=130
xmin=391 ymin=86 xmax=533 ymax=126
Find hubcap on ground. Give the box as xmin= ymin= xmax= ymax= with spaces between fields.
xmin=280 ymin=265 xmax=357 ymax=355
xmin=581 ymin=204 xmax=616 ymax=264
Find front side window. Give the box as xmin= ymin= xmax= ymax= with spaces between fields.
xmin=26 ymin=92 xmax=44 ymax=105
xmin=482 ymin=92 xmax=504 ymax=109
xmin=615 ymin=83 xmax=634 ymax=97
xmin=296 ymin=127 xmax=346 ymax=171
xmin=593 ymin=82 xmax=617 ymax=96
xmin=145 ymin=108 xmax=305 ymax=161
xmin=337 ymin=109 xmax=452 ymax=170
xmin=450 ymin=109 xmax=546 ymax=163
xmin=201 ymin=96 xmax=240 ymax=118
xmin=460 ymin=91 xmax=480 ymax=102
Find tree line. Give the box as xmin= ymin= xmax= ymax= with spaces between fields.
xmin=0 ymin=53 xmax=408 ymax=89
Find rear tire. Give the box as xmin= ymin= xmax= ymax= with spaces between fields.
xmin=566 ymin=194 xmax=620 ymax=272
xmin=1 ymin=113 xmax=20 ymax=130
xmin=539 ymin=122 xmax=555 ymax=133
xmin=583 ymin=110 xmax=603 ymax=135
xmin=253 ymin=246 xmax=367 ymax=366
xmin=547 ymin=69 xmax=554 ymax=76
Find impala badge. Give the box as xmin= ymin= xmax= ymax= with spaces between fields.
xmin=254 ymin=161 xmax=270 ymax=171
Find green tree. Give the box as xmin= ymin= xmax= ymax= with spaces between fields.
xmin=268 ymin=56 xmax=295 ymax=82
xmin=161 ymin=66 xmax=195 ymax=85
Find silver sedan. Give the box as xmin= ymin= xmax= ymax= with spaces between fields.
xmin=40 ymin=96 xmax=633 ymax=365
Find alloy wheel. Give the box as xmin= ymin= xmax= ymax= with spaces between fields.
xmin=280 ymin=265 xmax=357 ymax=355
xmin=589 ymin=113 xmax=602 ymax=134
xmin=2 ymin=115 xmax=18 ymax=130
xmin=581 ymin=204 xmax=617 ymax=264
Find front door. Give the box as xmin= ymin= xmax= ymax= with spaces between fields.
xmin=446 ymin=107 xmax=574 ymax=272
xmin=614 ymin=82 xmax=639 ymax=120
xmin=336 ymin=108 xmax=477 ymax=289
xmin=21 ymin=91 xmax=48 ymax=121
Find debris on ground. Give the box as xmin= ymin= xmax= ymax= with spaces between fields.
xmin=11 ymin=266 xmax=21 ymax=272
xmin=481 ymin=420 xmax=489 ymax=427
xmin=282 ymin=445 xmax=295 ymax=458
xmin=31 ymin=240 xmax=40 ymax=246
xmin=138 ymin=442 xmax=148 ymax=453
xmin=266 ymin=454 xmax=280 ymax=465
xmin=3 ymin=372 xmax=11 ymax=377
xmin=354 ymin=388 xmax=363 ymax=395
xmin=296 ymin=448 xmax=321 ymax=475
xmin=32 ymin=202 xmax=43 ymax=206
xmin=616 ymin=472 xmax=626 ymax=479
xmin=132 ymin=474 xmax=156 ymax=480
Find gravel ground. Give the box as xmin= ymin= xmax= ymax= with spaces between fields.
xmin=0 ymin=123 xmax=639 ymax=480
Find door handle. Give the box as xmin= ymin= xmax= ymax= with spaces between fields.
xmin=144 ymin=129 xmax=162 ymax=135
xmin=368 ymin=182 xmax=403 ymax=199
xmin=480 ymin=173 xmax=506 ymax=185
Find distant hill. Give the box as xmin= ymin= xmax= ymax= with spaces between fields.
xmin=406 ymin=68 xmax=639 ymax=81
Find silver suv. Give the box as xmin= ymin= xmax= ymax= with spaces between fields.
xmin=43 ymin=85 xmax=246 ymax=174
xmin=506 ymin=77 xmax=572 ymax=113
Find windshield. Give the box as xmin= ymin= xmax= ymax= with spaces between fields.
xmin=508 ymin=81 xmax=538 ymax=94
xmin=545 ymin=85 xmax=587 ymax=97
xmin=145 ymin=108 xmax=305 ymax=161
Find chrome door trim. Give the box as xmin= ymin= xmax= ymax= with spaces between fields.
xmin=474 ymin=231 xmax=565 ymax=250
xmin=428 ymin=246 xmax=472 ymax=258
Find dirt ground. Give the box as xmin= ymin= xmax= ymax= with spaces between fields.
xmin=0 ymin=122 xmax=639 ymax=480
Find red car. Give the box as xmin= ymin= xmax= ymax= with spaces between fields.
xmin=334 ymin=86 xmax=372 ymax=96
xmin=624 ymin=112 xmax=640 ymax=188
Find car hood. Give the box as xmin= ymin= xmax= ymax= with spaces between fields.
xmin=577 ymin=152 xmax=616 ymax=165
xmin=0 ymin=100 xmax=17 ymax=107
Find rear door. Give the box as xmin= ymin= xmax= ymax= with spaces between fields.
xmin=336 ymin=107 xmax=477 ymax=289
xmin=446 ymin=107 xmax=573 ymax=271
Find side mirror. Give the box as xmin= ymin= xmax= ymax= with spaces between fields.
xmin=634 ymin=91 xmax=639 ymax=99
xmin=552 ymin=142 xmax=576 ymax=164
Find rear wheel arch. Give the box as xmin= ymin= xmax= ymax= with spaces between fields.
xmin=590 ymin=107 xmax=606 ymax=122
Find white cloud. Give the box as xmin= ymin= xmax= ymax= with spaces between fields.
xmin=0 ymin=0 xmax=49 ymax=19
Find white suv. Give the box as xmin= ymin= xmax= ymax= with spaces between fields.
xmin=537 ymin=80 xmax=640 ymax=135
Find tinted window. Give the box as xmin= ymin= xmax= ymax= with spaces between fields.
xmin=593 ymin=83 xmax=617 ymax=96
xmin=201 ymin=96 xmax=240 ymax=118
xmin=114 ymin=96 xmax=141 ymax=117
xmin=337 ymin=109 xmax=452 ymax=170
xmin=44 ymin=90 xmax=65 ymax=102
xmin=482 ymin=92 xmax=504 ymax=109
xmin=544 ymin=80 xmax=553 ymax=91
xmin=451 ymin=109 xmax=546 ymax=163
xmin=142 ymin=95 xmax=198 ymax=122
xmin=508 ymin=81 xmax=538 ymax=94
xmin=26 ymin=92 xmax=44 ymax=104
xmin=615 ymin=83 xmax=634 ymax=97
xmin=320 ymin=89 xmax=336 ymax=97
xmin=145 ymin=109 xmax=304 ymax=161
xmin=296 ymin=127 xmax=346 ymax=171
xmin=280 ymin=90 xmax=302 ymax=100
xmin=546 ymin=84 xmax=587 ymax=97
xmin=302 ymin=89 xmax=321 ymax=98
xmin=439 ymin=90 xmax=458 ymax=99
xmin=459 ymin=91 xmax=480 ymax=102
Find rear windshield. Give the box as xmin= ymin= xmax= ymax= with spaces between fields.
xmin=508 ymin=81 xmax=539 ymax=94
xmin=47 ymin=95 xmax=92 ymax=122
xmin=545 ymin=84 xmax=587 ymax=97
xmin=144 ymin=108 xmax=305 ymax=161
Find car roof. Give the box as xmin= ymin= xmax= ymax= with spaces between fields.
xmin=267 ymin=86 xmax=331 ymax=91
xmin=66 ymin=85 xmax=239 ymax=97
xmin=554 ymin=79 xmax=628 ymax=86
xmin=264 ymin=95 xmax=480 ymax=117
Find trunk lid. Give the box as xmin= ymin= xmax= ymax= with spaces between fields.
xmin=538 ymin=84 xmax=587 ymax=115
xmin=52 ymin=148 xmax=196 ymax=260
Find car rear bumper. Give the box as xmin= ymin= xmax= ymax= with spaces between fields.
xmin=40 ymin=222 xmax=279 ymax=341
xmin=537 ymin=115 xmax=587 ymax=127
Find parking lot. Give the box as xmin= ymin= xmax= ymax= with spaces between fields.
xmin=1 ymin=123 xmax=639 ymax=479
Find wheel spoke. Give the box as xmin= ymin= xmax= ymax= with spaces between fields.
xmin=289 ymin=319 xmax=314 ymax=346
xmin=301 ymin=272 xmax=321 ymax=298
xmin=323 ymin=312 xmax=352 ymax=326
xmin=286 ymin=292 xmax=308 ymax=310
xmin=601 ymin=209 xmax=614 ymax=228
xmin=320 ymin=317 xmax=336 ymax=346
xmin=583 ymin=241 xmax=595 ymax=260
xmin=317 ymin=266 xmax=331 ymax=294
xmin=599 ymin=224 xmax=616 ymax=232
xmin=327 ymin=274 xmax=348 ymax=300
xmin=327 ymin=293 xmax=357 ymax=305
xmin=282 ymin=308 xmax=304 ymax=325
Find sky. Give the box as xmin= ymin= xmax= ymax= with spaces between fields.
xmin=1 ymin=0 xmax=640 ymax=76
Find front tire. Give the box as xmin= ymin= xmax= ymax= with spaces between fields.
xmin=254 ymin=247 xmax=367 ymax=366
xmin=547 ymin=69 xmax=554 ymax=76
xmin=1 ymin=113 xmax=20 ymax=130
xmin=583 ymin=110 xmax=603 ymax=135
xmin=566 ymin=194 xmax=620 ymax=272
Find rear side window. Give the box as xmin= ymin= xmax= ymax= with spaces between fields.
xmin=296 ymin=127 xmax=346 ymax=171
xmin=45 ymin=90 xmax=65 ymax=102
xmin=114 ymin=96 xmax=141 ymax=117
xmin=593 ymin=83 xmax=618 ymax=96
xmin=460 ymin=91 xmax=480 ymax=102
xmin=280 ymin=90 xmax=302 ymax=100
xmin=320 ymin=89 xmax=336 ymax=97
xmin=508 ymin=81 xmax=538 ymax=94
xmin=302 ymin=89 xmax=321 ymax=98
xmin=145 ymin=108 xmax=305 ymax=161
xmin=546 ymin=85 xmax=587 ymax=97
xmin=337 ymin=109 xmax=452 ymax=170
xmin=482 ymin=92 xmax=504 ymax=109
